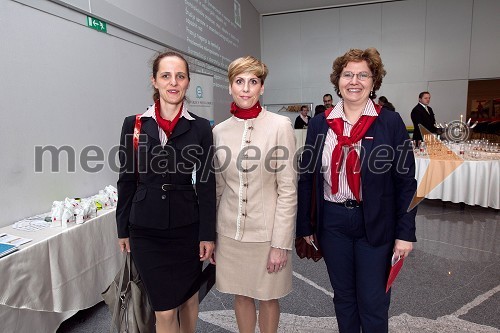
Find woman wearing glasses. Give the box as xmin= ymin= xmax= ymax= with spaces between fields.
xmin=296 ymin=48 xmax=417 ymax=333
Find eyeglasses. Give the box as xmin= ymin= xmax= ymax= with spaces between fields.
xmin=341 ymin=71 xmax=373 ymax=81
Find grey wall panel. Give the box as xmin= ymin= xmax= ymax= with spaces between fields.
xmin=427 ymin=80 xmax=469 ymax=123
xmin=469 ymin=0 xmax=500 ymax=79
xmin=50 ymin=0 xmax=90 ymax=12
xmin=88 ymin=0 xmax=186 ymax=55
xmin=339 ymin=4 xmax=382 ymax=52
xmin=299 ymin=8 xmax=341 ymax=86
xmin=89 ymin=0 xmax=260 ymax=71
xmin=262 ymin=13 xmax=302 ymax=91
xmin=424 ymin=0 xmax=473 ymax=81
xmin=299 ymin=8 xmax=341 ymax=106
xmin=381 ymin=0 xmax=426 ymax=83
xmin=0 ymin=1 xmax=154 ymax=226
xmin=264 ymin=88 xmax=307 ymax=105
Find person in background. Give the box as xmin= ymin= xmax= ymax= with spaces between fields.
xmin=297 ymin=48 xmax=417 ymax=333
xmin=213 ymin=55 xmax=297 ymax=333
xmin=116 ymin=51 xmax=216 ymax=333
xmin=411 ymin=91 xmax=438 ymax=143
xmin=377 ymin=95 xmax=395 ymax=111
xmin=294 ymin=105 xmax=311 ymax=129
xmin=314 ymin=104 xmax=326 ymax=116
xmin=323 ymin=93 xmax=334 ymax=109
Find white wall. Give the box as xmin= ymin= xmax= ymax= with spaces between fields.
xmin=261 ymin=0 xmax=500 ymax=126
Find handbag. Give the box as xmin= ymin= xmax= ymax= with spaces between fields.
xmin=295 ymin=234 xmax=322 ymax=262
xmin=295 ymin=174 xmax=323 ymax=262
xmin=101 ymin=252 xmax=155 ymax=333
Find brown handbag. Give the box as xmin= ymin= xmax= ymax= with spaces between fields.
xmin=295 ymin=174 xmax=323 ymax=261
xmin=295 ymin=234 xmax=322 ymax=262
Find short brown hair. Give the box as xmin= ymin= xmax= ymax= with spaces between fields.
xmin=228 ymin=56 xmax=268 ymax=84
xmin=329 ymin=48 xmax=386 ymax=99
xmin=419 ymin=91 xmax=430 ymax=99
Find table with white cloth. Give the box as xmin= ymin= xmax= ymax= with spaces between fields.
xmin=0 ymin=209 xmax=121 ymax=333
xmin=415 ymin=156 xmax=500 ymax=209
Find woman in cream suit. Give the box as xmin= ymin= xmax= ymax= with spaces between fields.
xmin=213 ymin=56 xmax=297 ymax=333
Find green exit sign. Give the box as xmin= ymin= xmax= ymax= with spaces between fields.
xmin=87 ymin=16 xmax=107 ymax=33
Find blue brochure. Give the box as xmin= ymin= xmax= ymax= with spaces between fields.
xmin=0 ymin=242 xmax=18 ymax=258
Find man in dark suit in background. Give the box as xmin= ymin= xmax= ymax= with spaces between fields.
xmin=411 ymin=91 xmax=437 ymax=143
xmin=323 ymin=93 xmax=333 ymax=109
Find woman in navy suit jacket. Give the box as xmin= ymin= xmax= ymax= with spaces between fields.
xmin=116 ymin=51 xmax=216 ymax=333
xmin=297 ymin=48 xmax=417 ymax=333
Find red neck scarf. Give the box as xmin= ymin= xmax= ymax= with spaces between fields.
xmin=326 ymin=102 xmax=381 ymax=202
xmin=154 ymin=99 xmax=183 ymax=138
xmin=230 ymin=101 xmax=262 ymax=120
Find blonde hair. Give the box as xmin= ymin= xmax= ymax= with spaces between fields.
xmin=228 ymin=56 xmax=268 ymax=84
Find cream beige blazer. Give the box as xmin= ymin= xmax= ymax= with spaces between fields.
xmin=213 ymin=109 xmax=297 ymax=250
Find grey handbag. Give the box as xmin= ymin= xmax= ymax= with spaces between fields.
xmin=102 ymin=252 xmax=155 ymax=333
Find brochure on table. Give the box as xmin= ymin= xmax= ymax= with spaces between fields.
xmin=0 ymin=233 xmax=32 ymax=247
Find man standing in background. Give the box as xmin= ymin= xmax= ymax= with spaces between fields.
xmin=323 ymin=94 xmax=333 ymax=109
xmin=294 ymin=105 xmax=311 ymax=129
xmin=411 ymin=91 xmax=438 ymax=143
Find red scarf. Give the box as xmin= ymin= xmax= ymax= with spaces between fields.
xmin=154 ymin=99 xmax=183 ymax=138
xmin=326 ymin=103 xmax=381 ymax=202
xmin=230 ymin=101 xmax=262 ymax=120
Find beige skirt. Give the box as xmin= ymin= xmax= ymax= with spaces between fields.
xmin=215 ymin=234 xmax=292 ymax=300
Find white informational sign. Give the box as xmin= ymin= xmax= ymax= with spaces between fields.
xmin=187 ymin=72 xmax=214 ymax=126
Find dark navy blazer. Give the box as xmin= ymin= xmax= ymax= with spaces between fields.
xmin=116 ymin=113 xmax=216 ymax=241
xmin=411 ymin=103 xmax=437 ymax=143
xmin=296 ymin=107 xmax=417 ymax=246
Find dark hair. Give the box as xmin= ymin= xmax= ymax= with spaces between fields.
xmin=378 ymin=96 xmax=389 ymax=104
xmin=301 ymin=105 xmax=308 ymax=111
xmin=378 ymin=96 xmax=395 ymax=111
xmin=418 ymin=91 xmax=430 ymax=99
xmin=314 ymin=104 xmax=326 ymax=116
xmin=151 ymin=51 xmax=190 ymax=101
xmin=323 ymin=93 xmax=333 ymax=100
xmin=330 ymin=48 xmax=386 ymax=99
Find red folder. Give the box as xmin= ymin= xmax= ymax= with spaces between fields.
xmin=386 ymin=254 xmax=405 ymax=293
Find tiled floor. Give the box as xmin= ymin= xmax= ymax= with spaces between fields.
xmin=58 ymin=199 xmax=500 ymax=333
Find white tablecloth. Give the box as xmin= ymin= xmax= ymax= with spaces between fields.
xmin=0 ymin=209 xmax=121 ymax=333
xmin=415 ymin=157 xmax=500 ymax=209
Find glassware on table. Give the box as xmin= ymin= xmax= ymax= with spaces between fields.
xmin=459 ymin=143 xmax=465 ymax=157
xmin=418 ymin=141 xmax=427 ymax=157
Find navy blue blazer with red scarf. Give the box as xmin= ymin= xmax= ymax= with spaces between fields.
xmin=116 ymin=113 xmax=216 ymax=241
xmin=296 ymin=107 xmax=417 ymax=246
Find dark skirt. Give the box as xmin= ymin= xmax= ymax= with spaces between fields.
xmin=129 ymin=223 xmax=202 ymax=311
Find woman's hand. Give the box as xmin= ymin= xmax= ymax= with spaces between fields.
xmin=393 ymin=239 xmax=413 ymax=258
xmin=118 ymin=238 xmax=130 ymax=253
xmin=267 ymin=247 xmax=288 ymax=273
xmin=199 ymin=241 xmax=215 ymax=262
xmin=303 ymin=235 xmax=314 ymax=245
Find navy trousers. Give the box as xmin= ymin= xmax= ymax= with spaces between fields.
xmin=319 ymin=200 xmax=393 ymax=333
